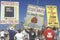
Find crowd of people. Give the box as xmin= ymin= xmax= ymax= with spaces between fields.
xmin=0 ymin=26 xmax=60 ymax=40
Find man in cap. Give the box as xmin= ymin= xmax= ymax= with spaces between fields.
xmin=8 ymin=27 xmax=16 ymax=40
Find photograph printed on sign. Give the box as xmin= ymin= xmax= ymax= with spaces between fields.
xmin=5 ymin=6 xmax=14 ymax=17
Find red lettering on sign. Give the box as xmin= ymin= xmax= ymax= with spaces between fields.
xmin=1 ymin=2 xmax=18 ymax=6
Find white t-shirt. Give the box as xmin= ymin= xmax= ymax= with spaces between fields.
xmin=22 ymin=30 xmax=29 ymax=40
xmin=0 ymin=31 xmax=5 ymax=37
xmin=15 ymin=33 xmax=24 ymax=40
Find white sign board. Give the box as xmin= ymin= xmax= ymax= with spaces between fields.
xmin=0 ymin=1 xmax=19 ymax=24
xmin=27 ymin=4 xmax=45 ymax=15
xmin=25 ymin=4 xmax=45 ymax=29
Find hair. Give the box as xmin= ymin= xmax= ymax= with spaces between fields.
xmin=46 ymin=26 xmax=52 ymax=29
xmin=17 ymin=29 xmax=21 ymax=33
xmin=1 ymin=29 xmax=4 ymax=31
xmin=53 ymin=27 xmax=56 ymax=30
xmin=30 ymin=28 xmax=33 ymax=31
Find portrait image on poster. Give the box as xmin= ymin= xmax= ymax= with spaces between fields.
xmin=5 ymin=6 xmax=14 ymax=17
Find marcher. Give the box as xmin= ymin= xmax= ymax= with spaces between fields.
xmin=0 ymin=29 xmax=5 ymax=40
xmin=58 ymin=28 xmax=60 ymax=40
xmin=53 ymin=27 xmax=58 ymax=40
xmin=21 ymin=29 xmax=29 ymax=40
xmin=43 ymin=26 xmax=56 ymax=40
xmin=37 ymin=30 xmax=44 ymax=40
xmin=8 ymin=27 xmax=16 ymax=40
xmin=14 ymin=29 xmax=24 ymax=40
xmin=27 ymin=28 xmax=36 ymax=40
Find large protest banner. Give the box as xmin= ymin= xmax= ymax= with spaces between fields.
xmin=25 ymin=4 xmax=45 ymax=29
xmin=46 ymin=5 xmax=59 ymax=28
xmin=0 ymin=1 xmax=19 ymax=24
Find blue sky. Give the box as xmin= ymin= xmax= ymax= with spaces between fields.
xmin=20 ymin=0 xmax=60 ymax=25
xmin=0 ymin=0 xmax=60 ymax=29
xmin=19 ymin=0 xmax=60 ymax=23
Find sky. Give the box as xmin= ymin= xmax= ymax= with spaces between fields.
xmin=0 ymin=0 xmax=60 ymax=29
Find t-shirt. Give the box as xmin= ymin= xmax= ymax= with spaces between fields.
xmin=21 ymin=30 xmax=29 ymax=40
xmin=29 ymin=31 xmax=36 ymax=40
xmin=8 ymin=30 xmax=16 ymax=39
xmin=15 ymin=33 xmax=24 ymax=40
xmin=0 ymin=31 xmax=5 ymax=37
xmin=43 ymin=29 xmax=56 ymax=40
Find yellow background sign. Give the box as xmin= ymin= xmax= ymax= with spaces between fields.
xmin=46 ymin=5 xmax=59 ymax=28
